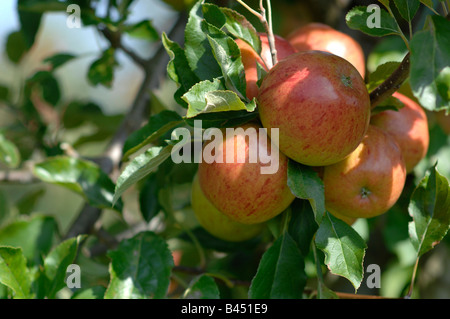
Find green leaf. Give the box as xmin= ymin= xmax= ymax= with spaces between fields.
xmin=17 ymin=1 xmax=68 ymax=12
xmin=184 ymin=1 xmax=222 ymax=81
xmin=288 ymin=200 xmax=318 ymax=257
xmin=139 ymin=173 xmax=162 ymax=223
xmin=0 ymin=247 xmax=31 ymax=299
xmin=71 ymin=286 xmax=106 ymax=299
xmin=393 ymin=0 xmax=420 ymax=22
xmin=123 ymin=20 xmax=159 ymax=41
xmin=249 ymin=232 xmax=306 ymax=299
xmin=33 ymin=156 xmax=123 ymax=212
xmin=367 ymin=61 xmax=402 ymax=92
xmin=104 ymin=231 xmax=174 ymax=299
xmin=419 ymin=0 xmax=437 ymax=11
xmin=113 ymin=145 xmax=174 ymax=206
xmin=184 ymin=275 xmax=220 ymax=299
xmin=0 ymin=85 xmax=9 ymax=102
xmin=26 ymin=70 xmax=61 ymax=106
xmin=315 ymin=212 xmax=367 ymax=291
xmin=5 ymin=31 xmax=28 ymax=64
xmin=0 ymin=215 xmax=56 ymax=266
xmin=122 ymin=110 xmax=183 ymax=161
xmin=408 ymin=165 xmax=450 ymax=257
xmin=287 ymin=160 xmax=326 ymax=224
xmin=87 ymin=48 xmax=118 ymax=88
xmin=410 ymin=15 xmax=450 ymax=111
xmin=183 ymin=79 xmax=255 ymax=118
xmin=18 ymin=0 xmax=43 ymax=48
xmin=0 ymin=191 xmax=9 ymax=227
xmin=0 ymin=133 xmax=21 ymax=169
xmin=43 ymin=235 xmax=85 ymax=299
xmin=202 ymin=21 xmax=247 ymax=98
xmin=346 ymin=6 xmax=402 ymax=37
xmin=371 ymin=95 xmax=405 ymax=115
xmin=44 ymin=53 xmax=77 ymax=70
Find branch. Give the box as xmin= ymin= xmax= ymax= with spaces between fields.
xmin=369 ymin=52 xmax=410 ymax=109
xmin=0 ymin=169 xmax=38 ymax=184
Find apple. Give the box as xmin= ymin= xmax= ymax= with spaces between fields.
xmin=236 ymin=33 xmax=296 ymax=100
xmin=371 ymin=92 xmax=429 ymax=173
xmin=191 ymin=174 xmax=264 ymax=242
xmin=323 ymin=126 xmax=407 ymax=222
xmin=197 ymin=122 xmax=295 ymax=224
xmin=287 ymin=23 xmax=366 ymax=78
xmin=436 ymin=110 xmax=450 ymax=135
xmin=257 ymin=50 xmax=371 ymax=166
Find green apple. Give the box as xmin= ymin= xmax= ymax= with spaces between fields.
xmin=257 ymin=50 xmax=370 ymax=166
xmin=191 ymin=174 xmax=264 ymax=242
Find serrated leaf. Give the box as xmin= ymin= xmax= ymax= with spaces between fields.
xmin=408 ymin=165 xmax=450 ymax=257
xmin=249 ymin=232 xmax=306 ymax=299
xmin=0 ymin=215 xmax=56 ymax=266
xmin=113 ymin=145 xmax=174 ymax=206
xmin=0 ymin=247 xmax=31 ymax=299
xmin=33 ymin=156 xmax=123 ymax=212
xmin=104 ymin=231 xmax=174 ymax=299
xmin=346 ymin=6 xmax=401 ymax=37
xmin=87 ymin=48 xmax=118 ymax=88
xmin=43 ymin=235 xmax=85 ymax=299
xmin=287 ymin=160 xmax=326 ymax=224
xmin=393 ymin=0 xmax=420 ymax=22
xmin=0 ymin=133 xmax=21 ymax=169
xmin=315 ymin=212 xmax=367 ymax=291
xmin=123 ymin=20 xmax=159 ymax=41
xmin=184 ymin=1 xmax=222 ymax=81
xmin=410 ymin=15 xmax=450 ymax=111
xmin=184 ymin=275 xmax=220 ymax=299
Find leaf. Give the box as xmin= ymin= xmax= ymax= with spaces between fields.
xmin=184 ymin=275 xmax=220 ymax=299
xmin=288 ymin=200 xmax=318 ymax=257
xmin=18 ymin=0 xmax=43 ymax=48
xmin=287 ymin=160 xmax=326 ymax=224
xmin=0 ymin=133 xmax=21 ymax=169
xmin=249 ymin=232 xmax=306 ymax=299
xmin=419 ymin=0 xmax=437 ymax=11
xmin=0 ymin=191 xmax=9 ymax=227
xmin=5 ymin=31 xmax=28 ymax=64
xmin=0 ymin=85 xmax=9 ymax=102
xmin=0 ymin=247 xmax=31 ymax=299
xmin=104 ymin=231 xmax=174 ymax=299
xmin=123 ymin=20 xmax=159 ymax=41
xmin=184 ymin=1 xmax=222 ymax=81
xmin=410 ymin=15 xmax=450 ymax=111
xmin=367 ymin=61 xmax=402 ymax=92
xmin=113 ymin=145 xmax=174 ymax=206
xmin=346 ymin=6 xmax=402 ymax=37
xmin=315 ymin=212 xmax=367 ymax=291
xmin=408 ymin=165 xmax=450 ymax=257
xmin=71 ymin=286 xmax=106 ymax=299
xmin=44 ymin=53 xmax=77 ymax=70
xmin=393 ymin=0 xmax=420 ymax=22
xmin=43 ymin=235 xmax=85 ymax=299
xmin=26 ymin=70 xmax=61 ymax=106
xmin=0 ymin=215 xmax=56 ymax=266
xmin=87 ymin=48 xmax=118 ymax=88
xmin=33 ymin=156 xmax=123 ymax=212
xmin=202 ymin=20 xmax=247 ymax=98
xmin=183 ymin=79 xmax=255 ymax=118
xmin=139 ymin=173 xmax=161 ymax=223
xmin=122 ymin=110 xmax=183 ymax=161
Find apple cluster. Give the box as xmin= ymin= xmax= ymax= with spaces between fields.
xmin=191 ymin=23 xmax=429 ymax=241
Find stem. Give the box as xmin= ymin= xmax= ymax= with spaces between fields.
xmin=369 ymin=52 xmax=410 ymax=109
xmin=235 ymin=0 xmax=262 ymax=19
xmin=443 ymin=1 xmax=449 ymax=16
xmin=406 ymin=256 xmax=420 ymax=298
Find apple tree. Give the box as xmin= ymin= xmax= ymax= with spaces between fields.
xmin=0 ymin=0 xmax=449 ymax=300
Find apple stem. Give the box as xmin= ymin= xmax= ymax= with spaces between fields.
xmin=369 ymin=52 xmax=410 ymax=110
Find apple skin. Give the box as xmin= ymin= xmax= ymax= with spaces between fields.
xmin=236 ymin=33 xmax=296 ymax=100
xmin=287 ymin=23 xmax=366 ymax=78
xmin=323 ymin=126 xmax=407 ymax=221
xmin=197 ymin=122 xmax=295 ymax=225
xmin=191 ymin=174 xmax=264 ymax=242
xmin=371 ymin=92 xmax=429 ymax=173
xmin=257 ymin=50 xmax=371 ymax=166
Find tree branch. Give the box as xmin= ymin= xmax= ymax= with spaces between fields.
xmin=369 ymin=52 xmax=410 ymax=109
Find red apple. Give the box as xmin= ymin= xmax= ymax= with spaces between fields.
xmin=257 ymin=50 xmax=371 ymax=166
xmin=236 ymin=33 xmax=296 ymax=100
xmin=323 ymin=126 xmax=407 ymax=222
xmin=191 ymin=174 xmax=264 ymax=241
xmin=287 ymin=23 xmax=366 ymax=78
xmin=371 ymin=92 xmax=429 ymax=173
xmin=197 ymin=122 xmax=295 ymax=224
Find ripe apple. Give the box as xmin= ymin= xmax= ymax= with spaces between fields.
xmin=197 ymin=122 xmax=295 ymax=224
xmin=191 ymin=174 xmax=264 ymax=242
xmin=371 ymin=92 xmax=429 ymax=173
xmin=257 ymin=50 xmax=371 ymax=166
xmin=236 ymin=33 xmax=296 ymax=100
xmin=287 ymin=23 xmax=366 ymax=78
xmin=436 ymin=110 xmax=450 ymax=135
xmin=323 ymin=126 xmax=407 ymax=222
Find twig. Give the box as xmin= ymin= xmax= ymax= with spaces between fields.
xmin=0 ymin=169 xmax=38 ymax=184
xmin=369 ymin=52 xmax=410 ymax=109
